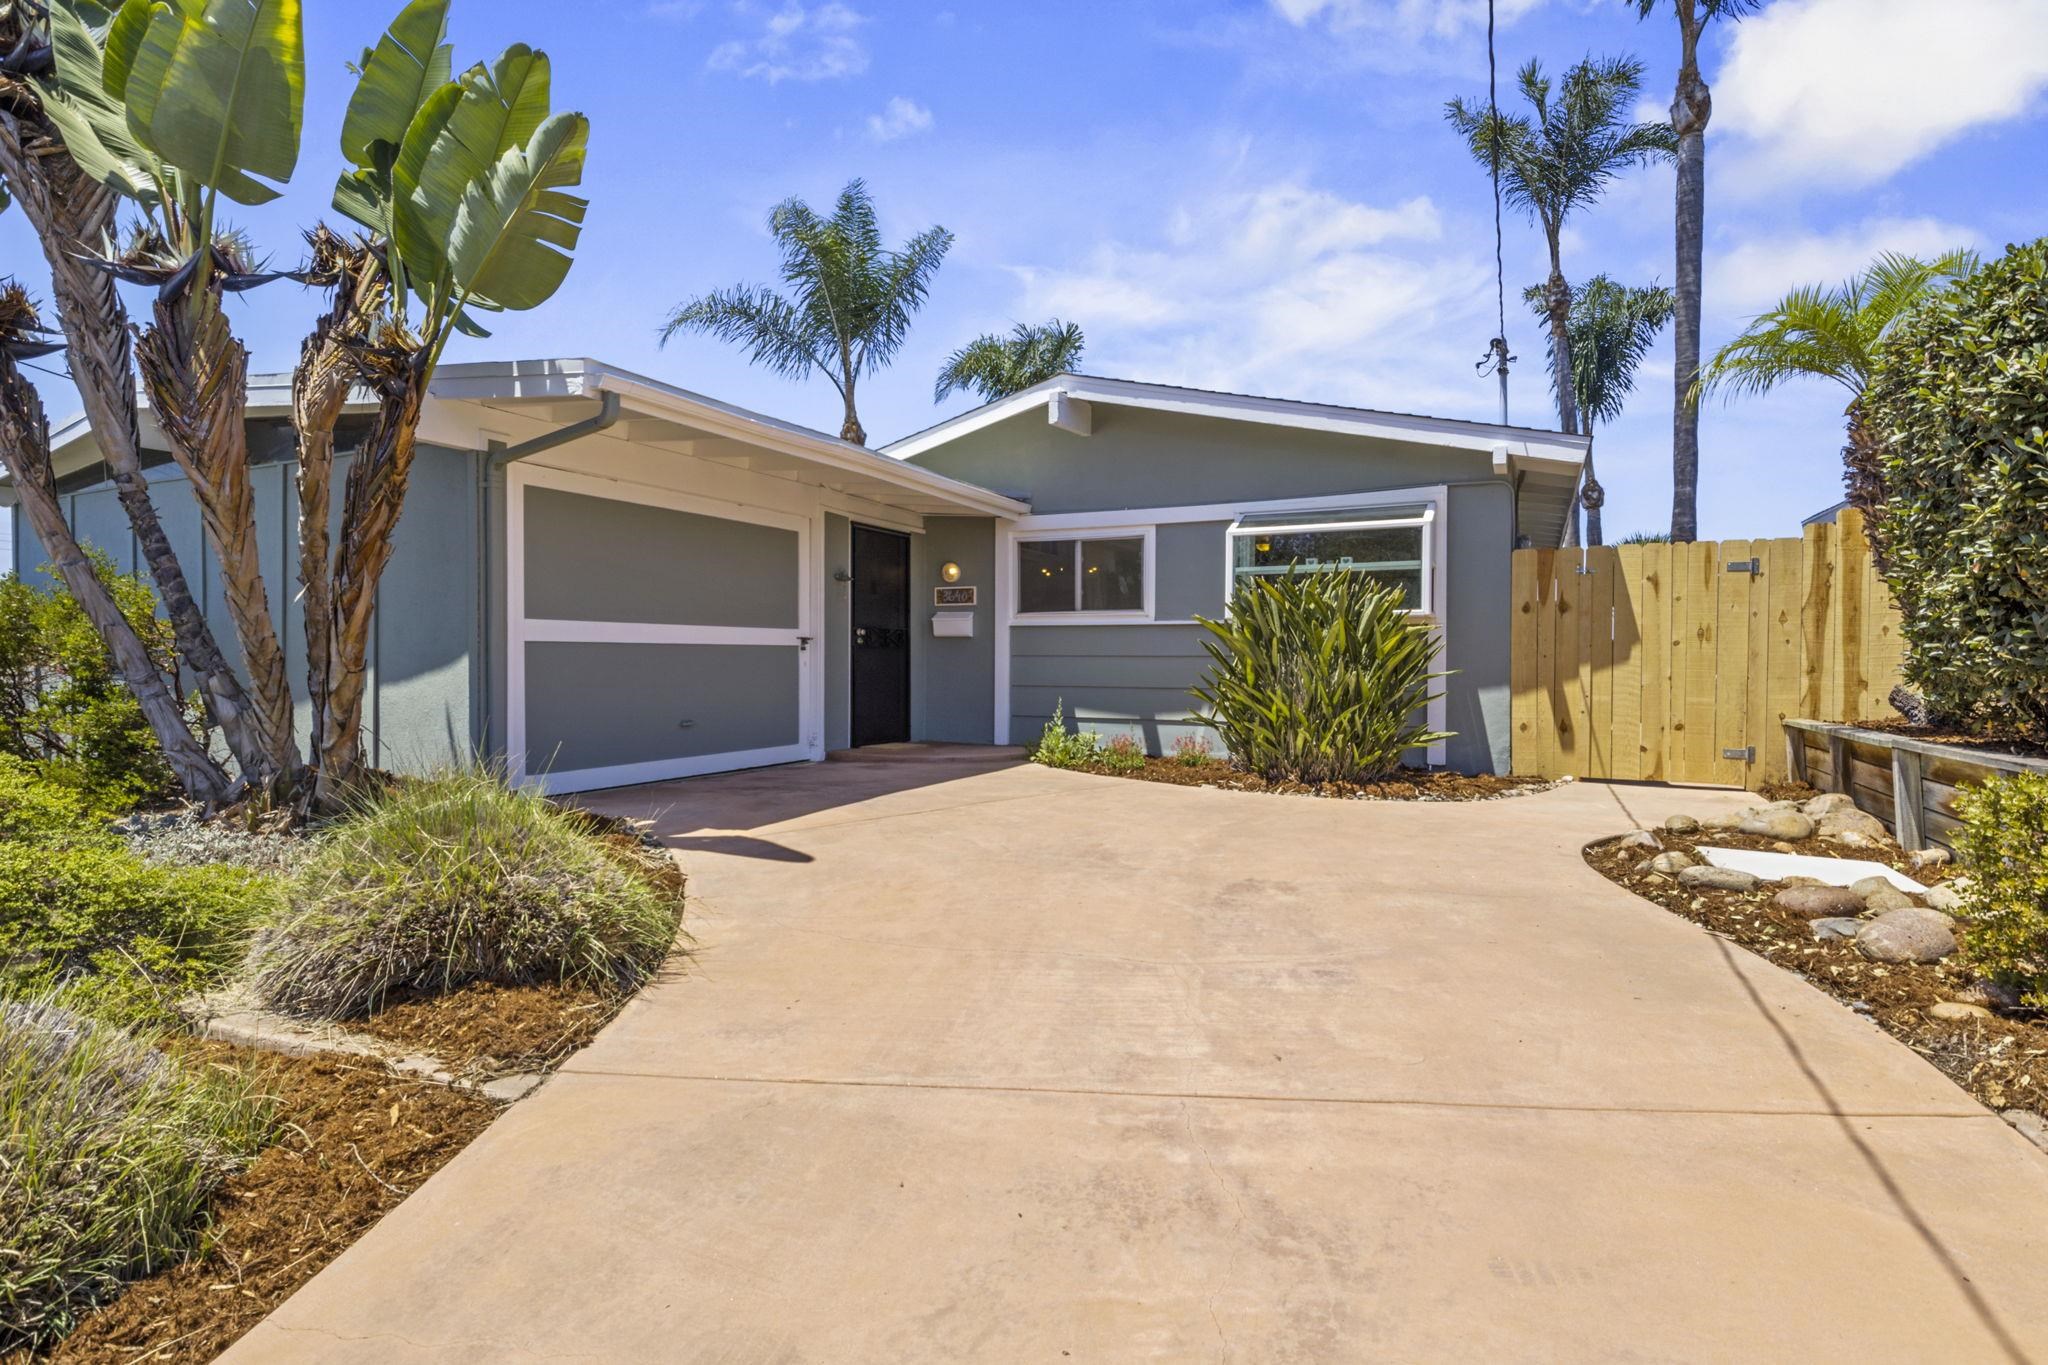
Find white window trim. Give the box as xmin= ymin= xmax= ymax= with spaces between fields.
xmin=1225 ymin=505 xmax=1437 ymax=620
xmin=506 ymin=461 xmax=820 ymax=794
xmin=1009 ymin=525 xmax=1156 ymax=625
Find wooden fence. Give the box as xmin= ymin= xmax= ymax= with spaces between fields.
xmin=1508 ymin=508 xmax=1906 ymax=788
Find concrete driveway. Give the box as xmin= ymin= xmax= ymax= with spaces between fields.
xmin=227 ymin=759 xmax=2048 ymax=1362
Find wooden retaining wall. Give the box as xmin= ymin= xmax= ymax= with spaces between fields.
xmin=1786 ymin=720 xmax=2048 ymax=853
xmin=1509 ymin=509 xmax=1906 ymax=788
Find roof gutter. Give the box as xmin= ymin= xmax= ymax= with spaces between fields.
xmin=487 ymin=391 xmax=621 ymax=468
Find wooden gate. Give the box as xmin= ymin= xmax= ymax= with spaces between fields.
xmin=1508 ymin=509 xmax=1906 ymax=787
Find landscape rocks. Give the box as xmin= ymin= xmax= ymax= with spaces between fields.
xmin=1908 ymin=847 xmax=1953 ymax=873
xmin=1811 ymin=917 xmax=1864 ymax=942
xmin=1773 ymin=885 xmax=1868 ymax=919
xmin=1924 ymin=879 xmax=1970 ymax=914
xmin=1701 ymin=810 xmax=1748 ymax=831
xmin=1801 ymin=792 xmax=1860 ymax=818
xmin=1951 ymin=979 xmax=2024 ymax=1012
xmin=1643 ymin=850 xmax=1697 ymax=875
xmin=1679 ymin=864 xmax=1761 ymax=892
xmin=1818 ymin=808 xmax=1891 ymax=843
xmin=1928 ymin=1001 xmax=1994 ymax=1022
xmin=1615 ymin=829 xmax=1662 ymax=850
xmin=1850 ymin=875 xmax=1904 ymax=899
xmin=1863 ymin=886 xmax=1920 ymax=914
xmin=1741 ymin=809 xmax=1817 ymax=840
xmin=1664 ymin=814 xmax=1700 ymax=834
xmin=1855 ymin=908 xmax=1959 ymax=964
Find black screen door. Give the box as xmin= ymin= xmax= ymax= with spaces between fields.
xmin=851 ymin=525 xmax=911 ymax=746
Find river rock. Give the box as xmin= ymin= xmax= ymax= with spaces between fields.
xmin=1951 ymin=979 xmax=2024 ymax=1012
xmin=1702 ymin=810 xmax=1749 ymax=831
xmin=1855 ymin=908 xmax=1958 ymax=964
xmin=1924 ymin=879 xmax=1970 ymax=914
xmin=1774 ymin=885 xmax=1867 ymax=919
xmin=1679 ymin=864 xmax=1761 ymax=892
xmin=1863 ymin=886 xmax=1920 ymax=914
xmin=1819 ymin=808 xmax=1891 ymax=842
xmin=1664 ymin=814 xmax=1700 ymax=834
xmin=1615 ymin=829 xmax=1662 ymax=850
xmin=1851 ymin=875 xmax=1903 ymax=899
xmin=1812 ymin=917 xmax=1864 ymax=942
xmin=1741 ymin=809 xmax=1817 ymax=840
xmin=1643 ymin=850 xmax=1696 ymax=875
xmin=1928 ymin=1001 xmax=1993 ymax=1022
xmin=1908 ymin=847 xmax=1953 ymax=874
xmin=1802 ymin=792 xmax=1859 ymax=818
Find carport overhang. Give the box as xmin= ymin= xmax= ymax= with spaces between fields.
xmin=435 ymin=359 xmax=1031 ymax=522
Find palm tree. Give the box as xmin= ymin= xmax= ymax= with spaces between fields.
xmin=1695 ymin=249 xmax=1978 ymax=559
xmin=1524 ymin=276 xmax=1675 ymax=544
xmin=1447 ymin=57 xmax=1674 ymax=447
xmin=1633 ymin=0 xmax=1762 ymax=543
xmin=935 ymin=319 xmax=1084 ymax=404
xmin=661 ymin=179 xmax=951 ymax=445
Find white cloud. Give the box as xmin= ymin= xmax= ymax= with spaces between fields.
xmin=707 ymin=2 xmax=867 ymax=83
xmin=1008 ymin=182 xmax=1489 ymax=412
xmin=1715 ymin=0 xmax=2048 ymax=190
xmin=1711 ymin=216 xmax=1980 ymax=314
xmin=1270 ymin=0 xmax=1545 ymax=39
xmin=866 ymin=96 xmax=933 ymax=143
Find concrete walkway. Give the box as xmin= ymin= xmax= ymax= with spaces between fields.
xmin=226 ymin=761 xmax=2048 ymax=1362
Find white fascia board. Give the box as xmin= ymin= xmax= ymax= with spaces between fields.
xmin=883 ymin=374 xmax=1591 ymax=468
xmin=582 ymin=367 xmax=1029 ymax=520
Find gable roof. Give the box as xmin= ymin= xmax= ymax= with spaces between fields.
xmin=880 ymin=373 xmax=1591 ymax=472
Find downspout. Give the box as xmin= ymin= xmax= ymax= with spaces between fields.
xmin=475 ymin=390 xmax=622 ymax=764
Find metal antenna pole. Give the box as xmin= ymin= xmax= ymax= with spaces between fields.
xmin=1473 ymin=0 xmax=1514 ymax=426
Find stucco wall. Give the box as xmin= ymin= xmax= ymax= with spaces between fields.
xmin=9 ymin=436 xmax=484 ymax=775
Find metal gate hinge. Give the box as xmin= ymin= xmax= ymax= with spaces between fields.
xmin=1725 ymin=558 xmax=1760 ymax=574
xmin=1723 ymin=746 xmax=1756 ymax=762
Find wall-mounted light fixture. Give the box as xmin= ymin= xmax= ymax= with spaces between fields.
xmin=939 ymin=561 xmax=962 ymax=583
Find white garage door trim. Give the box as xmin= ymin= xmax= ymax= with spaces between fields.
xmin=506 ymin=462 xmax=818 ymax=794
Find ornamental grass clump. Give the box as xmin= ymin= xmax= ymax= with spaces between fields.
xmin=247 ymin=771 xmax=683 ymax=1019
xmin=0 ymin=996 xmax=272 ymax=1352
xmin=1191 ymin=571 xmax=1453 ymax=785
xmin=1952 ymin=773 xmax=2048 ymax=1004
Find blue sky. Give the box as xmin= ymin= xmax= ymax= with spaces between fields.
xmin=7 ymin=0 xmax=2047 ymax=542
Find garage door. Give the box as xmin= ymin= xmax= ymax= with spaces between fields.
xmin=507 ymin=468 xmax=813 ymax=794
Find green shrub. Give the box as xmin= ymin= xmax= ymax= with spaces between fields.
xmin=0 ymin=839 xmax=278 ymax=1025
xmin=1190 ymin=571 xmax=1453 ymax=784
xmin=1865 ymin=238 xmax=2048 ymax=738
xmin=0 ymin=752 xmax=99 ymax=842
xmin=1100 ymin=733 xmax=1145 ymax=772
xmin=0 ymin=557 xmax=190 ymax=814
xmin=0 ymin=996 xmax=272 ymax=1352
xmin=247 ymin=771 xmax=683 ymax=1019
xmin=1030 ymin=699 xmax=1104 ymax=771
xmin=1170 ymin=734 xmax=1216 ymax=767
xmin=1952 ymin=772 xmax=2048 ymax=1003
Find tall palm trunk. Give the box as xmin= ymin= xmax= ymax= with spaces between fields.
xmin=836 ymin=356 xmax=865 ymax=444
xmin=0 ymin=112 xmax=273 ymax=780
xmin=1581 ymin=425 xmax=1605 ymax=547
xmin=0 ymin=361 xmax=234 ymax=803
xmin=135 ymin=285 xmax=300 ymax=786
xmin=1842 ymin=399 xmax=1888 ymax=570
xmin=1668 ymin=1 xmax=1709 ymax=543
xmin=315 ymin=356 xmax=427 ymax=807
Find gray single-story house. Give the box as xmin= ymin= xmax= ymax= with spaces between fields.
xmin=4 ymin=358 xmax=1587 ymax=791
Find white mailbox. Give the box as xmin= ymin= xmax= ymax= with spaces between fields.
xmin=931 ymin=611 xmax=975 ymax=638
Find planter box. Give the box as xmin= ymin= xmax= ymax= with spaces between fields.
xmin=1784 ymin=719 xmax=2048 ymax=853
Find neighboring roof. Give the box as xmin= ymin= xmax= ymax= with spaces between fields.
xmin=1803 ymin=500 xmax=1850 ymax=527
xmin=28 ymin=357 xmax=1029 ymax=521
xmin=880 ymin=373 xmax=1592 ymax=472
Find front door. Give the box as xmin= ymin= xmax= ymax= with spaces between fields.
xmin=851 ymin=525 xmax=911 ymax=746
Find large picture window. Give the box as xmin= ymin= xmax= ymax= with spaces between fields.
xmin=1227 ymin=504 xmax=1434 ymax=611
xmin=1016 ymin=534 xmax=1147 ymax=616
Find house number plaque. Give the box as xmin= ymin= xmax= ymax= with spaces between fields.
xmin=934 ymin=586 xmax=977 ymax=606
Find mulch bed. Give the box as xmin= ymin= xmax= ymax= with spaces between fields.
xmin=1074 ymin=756 xmax=1551 ymax=801
xmin=355 ymin=981 xmax=617 ymax=1075
xmin=1586 ymin=828 xmax=2048 ymax=1121
xmin=26 ymin=1043 xmax=498 ymax=1365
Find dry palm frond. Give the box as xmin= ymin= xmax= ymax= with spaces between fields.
xmin=0 ymin=277 xmax=61 ymax=358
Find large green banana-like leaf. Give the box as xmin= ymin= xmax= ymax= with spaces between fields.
xmin=339 ymin=0 xmax=450 ymax=170
xmin=390 ymin=44 xmax=554 ymax=301
xmin=442 ymin=111 xmax=588 ymax=313
xmin=113 ymin=0 xmax=304 ymax=206
xmin=37 ymin=0 xmax=168 ymax=205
